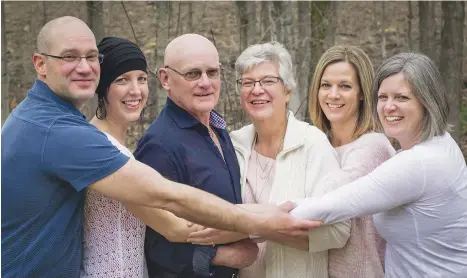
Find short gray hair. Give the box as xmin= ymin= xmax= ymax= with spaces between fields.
xmin=372 ymin=52 xmax=450 ymax=143
xmin=235 ymin=41 xmax=296 ymax=90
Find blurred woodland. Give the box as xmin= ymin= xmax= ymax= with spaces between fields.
xmin=1 ymin=1 xmax=466 ymax=159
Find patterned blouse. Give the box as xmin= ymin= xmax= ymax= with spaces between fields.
xmin=81 ymin=132 xmax=148 ymax=278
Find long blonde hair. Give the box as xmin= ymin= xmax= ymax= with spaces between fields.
xmin=309 ymin=45 xmax=377 ymax=139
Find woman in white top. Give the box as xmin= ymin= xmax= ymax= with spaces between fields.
xmin=292 ymin=52 xmax=467 ymax=277
xmin=309 ymin=45 xmax=395 ymax=278
xmin=81 ymin=37 xmax=150 ymax=277
xmin=187 ymin=42 xmax=351 ymax=278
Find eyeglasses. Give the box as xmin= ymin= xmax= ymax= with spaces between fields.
xmin=236 ymin=76 xmax=283 ymax=89
xmin=165 ymin=65 xmax=222 ymax=81
xmin=40 ymin=53 xmax=104 ymax=64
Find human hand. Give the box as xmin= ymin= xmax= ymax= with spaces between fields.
xmin=238 ymin=201 xmax=322 ymax=240
xmin=186 ymin=222 xmax=205 ymax=232
xmin=187 ymin=228 xmax=247 ymax=245
xmin=212 ymin=239 xmax=259 ymax=268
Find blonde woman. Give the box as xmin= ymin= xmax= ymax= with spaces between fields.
xmin=308 ymin=45 xmax=395 ymax=277
xmin=292 ymin=53 xmax=467 ymax=277
xmin=187 ymin=42 xmax=351 ymax=278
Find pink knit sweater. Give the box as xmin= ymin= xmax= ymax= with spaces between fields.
xmin=328 ymin=132 xmax=395 ymax=278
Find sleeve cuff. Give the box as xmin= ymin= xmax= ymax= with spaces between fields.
xmin=192 ymin=246 xmax=218 ymax=277
xmin=308 ymin=220 xmax=351 ymax=252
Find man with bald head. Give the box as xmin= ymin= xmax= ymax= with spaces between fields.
xmin=133 ymin=34 xmax=252 ymax=277
xmin=2 ymin=18 xmax=319 ymax=277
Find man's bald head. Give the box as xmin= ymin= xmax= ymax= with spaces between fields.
xmin=158 ymin=34 xmax=221 ymax=122
xmin=33 ymin=16 xmax=99 ymax=109
xmin=164 ymin=34 xmax=219 ymax=67
xmin=37 ymin=16 xmax=94 ymax=53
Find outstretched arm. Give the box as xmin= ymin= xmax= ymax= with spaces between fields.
xmin=89 ymin=160 xmax=320 ymax=236
xmin=125 ymin=204 xmax=198 ymax=242
xmin=291 ymin=152 xmax=424 ymax=224
xmin=186 ymin=202 xmax=320 ymax=246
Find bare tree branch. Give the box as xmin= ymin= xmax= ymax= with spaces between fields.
xmin=121 ymin=1 xmax=140 ymax=46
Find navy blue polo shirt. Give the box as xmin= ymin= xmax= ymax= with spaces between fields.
xmin=1 ymin=80 xmax=129 ymax=277
xmin=134 ymin=97 xmax=242 ymax=278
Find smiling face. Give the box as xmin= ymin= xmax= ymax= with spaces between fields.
xmin=318 ymin=62 xmax=361 ymax=128
xmin=377 ymin=72 xmax=424 ymax=149
xmin=105 ymin=70 xmax=148 ymax=124
xmin=159 ymin=36 xmax=221 ymax=120
xmin=34 ymin=22 xmax=100 ymax=108
xmin=239 ymin=61 xmax=290 ymax=121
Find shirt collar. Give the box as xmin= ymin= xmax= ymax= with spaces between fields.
xmin=166 ymin=97 xmax=226 ymax=129
xmin=29 ymin=79 xmax=86 ymax=118
xmin=231 ymin=111 xmax=307 ymax=155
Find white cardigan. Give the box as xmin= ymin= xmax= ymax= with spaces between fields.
xmin=231 ymin=112 xmax=351 ymax=278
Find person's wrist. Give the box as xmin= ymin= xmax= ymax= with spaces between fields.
xmin=234 ymin=205 xmax=255 ymax=234
xmin=245 ymin=211 xmax=267 ymax=237
xmin=212 ymin=245 xmax=231 ymax=266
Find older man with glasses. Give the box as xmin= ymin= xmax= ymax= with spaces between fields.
xmin=134 ymin=34 xmax=256 ymax=278
xmin=2 ymin=18 xmax=320 ymax=277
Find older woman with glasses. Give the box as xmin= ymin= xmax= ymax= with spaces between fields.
xmin=292 ymin=53 xmax=467 ymax=277
xmin=187 ymin=42 xmax=351 ymax=278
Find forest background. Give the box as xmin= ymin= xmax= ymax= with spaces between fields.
xmin=1 ymin=1 xmax=466 ymax=160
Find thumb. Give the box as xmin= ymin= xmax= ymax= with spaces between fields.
xmin=278 ymin=201 xmax=297 ymax=213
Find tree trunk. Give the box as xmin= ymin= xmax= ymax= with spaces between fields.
xmin=260 ymin=1 xmax=270 ymax=41
xmin=247 ymin=2 xmax=258 ymax=45
xmin=407 ymin=1 xmax=413 ymax=51
xmin=187 ymin=2 xmax=193 ymax=33
xmin=325 ymin=1 xmax=337 ymax=48
xmin=236 ymin=1 xmax=248 ymax=52
xmin=2 ymin=1 xmax=9 ymax=125
xmin=380 ymin=2 xmax=387 ymax=60
xmin=275 ymin=1 xmax=286 ymax=44
xmin=175 ymin=1 xmax=182 ymax=36
xmin=307 ymin=1 xmax=330 ymax=122
xmin=81 ymin=1 xmax=104 ymax=120
xmin=87 ymin=1 xmax=104 ymax=43
xmin=439 ymin=1 xmax=465 ymax=143
xmin=290 ymin=1 xmax=311 ymax=121
xmin=310 ymin=1 xmax=329 ymax=65
xmin=418 ymin=1 xmax=436 ymax=61
xmin=150 ymin=1 xmax=172 ymax=119
xmin=267 ymin=2 xmax=278 ymax=41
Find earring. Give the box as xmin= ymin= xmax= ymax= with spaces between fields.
xmin=96 ymin=97 xmax=107 ymax=120
xmin=139 ymin=106 xmax=146 ymax=122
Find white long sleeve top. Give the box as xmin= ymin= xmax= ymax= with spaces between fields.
xmin=292 ymin=132 xmax=467 ymax=277
xmin=231 ymin=112 xmax=351 ymax=278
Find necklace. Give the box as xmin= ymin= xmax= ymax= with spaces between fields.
xmin=252 ymin=141 xmax=283 ymax=203
xmin=251 ymin=113 xmax=289 ymax=203
xmin=255 ymin=135 xmax=284 ymax=180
